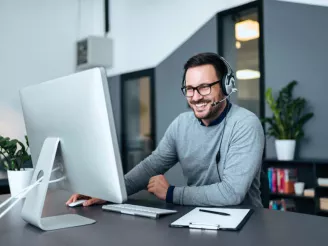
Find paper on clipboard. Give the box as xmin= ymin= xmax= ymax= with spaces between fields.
xmin=170 ymin=207 xmax=252 ymax=230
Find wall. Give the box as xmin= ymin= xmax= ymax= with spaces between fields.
xmin=0 ymin=0 xmax=104 ymax=142
xmin=263 ymin=0 xmax=328 ymax=158
xmin=279 ymin=0 xmax=328 ymax=7
xmin=106 ymin=0 xmax=328 ymax=77
xmin=155 ymin=16 xmax=218 ymax=185
xmin=106 ymin=0 xmax=253 ymax=77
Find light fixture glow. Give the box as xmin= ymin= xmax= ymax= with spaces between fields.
xmin=235 ymin=41 xmax=241 ymax=49
xmin=235 ymin=20 xmax=259 ymax=41
xmin=236 ymin=69 xmax=260 ymax=80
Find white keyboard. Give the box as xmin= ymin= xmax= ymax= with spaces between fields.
xmin=102 ymin=203 xmax=177 ymax=219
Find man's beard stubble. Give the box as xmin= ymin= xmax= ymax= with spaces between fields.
xmin=190 ymin=99 xmax=225 ymax=120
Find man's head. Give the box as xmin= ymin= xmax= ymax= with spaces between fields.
xmin=182 ymin=52 xmax=228 ymax=123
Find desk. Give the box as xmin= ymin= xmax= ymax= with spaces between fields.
xmin=0 ymin=190 xmax=327 ymax=246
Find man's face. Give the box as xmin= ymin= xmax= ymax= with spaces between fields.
xmin=185 ymin=64 xmax=223 ymax=120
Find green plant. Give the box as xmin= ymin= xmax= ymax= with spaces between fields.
xmin=262 ymin=80 xmax=314 ymax=140
xmin=0 ymin=135 xmax=31 ymax=171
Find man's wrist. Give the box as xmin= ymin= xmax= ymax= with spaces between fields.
xmin=165 ymin=185 xmax=175 ymax=203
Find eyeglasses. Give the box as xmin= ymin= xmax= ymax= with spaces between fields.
xmin=181 ymin=80 xmax=220 ymax=97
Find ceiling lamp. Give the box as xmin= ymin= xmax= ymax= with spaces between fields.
xmin=235 ymin=20 xmax=259 ymax=41
xmin=236 ymin=69 xmax=260 ymax=80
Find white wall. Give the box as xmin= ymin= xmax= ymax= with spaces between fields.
xmin=107 ymin=0 xmax=328 ymax=76
xmin=107 ymin=0 xmax=254 ymax=76
xmin=279 ymin=0 xmax=328 ymax=7
xmin=0 ymin=0 xmax=103 ymax=142
xmin=1 ymin=0 xmax=327 ymax=142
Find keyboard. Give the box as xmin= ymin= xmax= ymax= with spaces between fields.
xmin=102 ymin=203 xmax=177 ymax=219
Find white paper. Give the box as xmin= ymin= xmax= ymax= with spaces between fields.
xmin=171 ymin=207 xmax=250 ymax=229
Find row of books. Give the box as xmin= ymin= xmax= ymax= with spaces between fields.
xmin=268 ymin=168 xmax=297 ymax=194
xmin=269 ymin=199 xmax=296 ymax=211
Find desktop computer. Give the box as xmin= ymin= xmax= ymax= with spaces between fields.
xmin=19 ymin=67 xmax=127 ymax=230
xmin=18 ymin=67 xmax=176 ymax=231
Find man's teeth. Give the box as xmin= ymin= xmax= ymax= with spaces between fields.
xmin=196 ymin=102 xmax=207 ymax=107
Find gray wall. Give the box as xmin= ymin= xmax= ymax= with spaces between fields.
xmin=107 ymin=76 xmax=122 ymax=150
xmin=263 ymin=0 xmax=328 ymax=158
xmin=155 ymin=16 xmax=218 ymax=185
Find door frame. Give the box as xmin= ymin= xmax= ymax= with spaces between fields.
xmin=120 ymin=68 xmax=156 ymax=173
xmin=216 ymin=0 xmax=265 ymax=120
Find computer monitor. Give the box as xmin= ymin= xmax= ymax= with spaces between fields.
xmin=19 ymin=67 xmax=127 ymax=231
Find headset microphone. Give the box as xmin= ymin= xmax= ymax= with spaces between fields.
xmin=211 ymin=88 xmax=237 ymax=107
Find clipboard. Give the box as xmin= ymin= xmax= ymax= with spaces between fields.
xmin=170 ymin=207 xmax=253 ymax=231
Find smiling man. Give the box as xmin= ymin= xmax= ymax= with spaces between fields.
xmin=67 ymin=52 xmax=265 ymax=207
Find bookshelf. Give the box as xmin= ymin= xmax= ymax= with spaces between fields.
xmin=270 ymin=192 xmax=314 ymax=200
xmin=263 ymin=159 xmax=328 ymax=216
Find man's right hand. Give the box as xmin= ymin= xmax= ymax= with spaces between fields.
xmin=66 ymin=193 xmax=106 ymax=207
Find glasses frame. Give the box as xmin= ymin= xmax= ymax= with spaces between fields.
xmin=181 ymin=80 xmax=220 ymax=97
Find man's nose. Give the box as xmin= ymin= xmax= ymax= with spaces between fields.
xmin=192 ymin=90 xmax=203 ymax=101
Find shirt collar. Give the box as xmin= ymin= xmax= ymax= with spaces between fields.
xmin=198 ymin=100 xmax=231 ymax=127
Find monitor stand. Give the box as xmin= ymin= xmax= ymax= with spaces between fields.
xmin=21 ymin=137 xmax=96 ymax=231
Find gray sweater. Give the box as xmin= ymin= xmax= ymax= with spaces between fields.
xmin=124 ymin=103 xmax=265 ymax=207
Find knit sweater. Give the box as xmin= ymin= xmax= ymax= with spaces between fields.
xmin=124 ymin=103 xmax=265 ymax=207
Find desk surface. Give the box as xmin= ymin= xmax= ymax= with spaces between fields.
xmin=0 ymin=190 xmax=328 ymax=246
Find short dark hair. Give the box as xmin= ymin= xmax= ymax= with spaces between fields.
xmin=182 ymin=52 xmax=227 ymax=87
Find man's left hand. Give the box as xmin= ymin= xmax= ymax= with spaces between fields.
xmin=147 ymin=175 xmax=170 ymax=200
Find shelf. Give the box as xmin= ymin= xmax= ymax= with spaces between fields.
xmin=316 ymin=185 xmax=328 ymax=189
xmin=270 ymin=193 xmax=314 ymax=200
xmin=316 ymin=209 xmax=328 ymax=215
xmin=264 ymin=159 xmax=328 ymax=165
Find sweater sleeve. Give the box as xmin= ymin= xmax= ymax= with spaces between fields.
xmin=172 ymin=115 xmax=264 ymax=206
xmin=124 ymin=117 xmax=179 ymax=196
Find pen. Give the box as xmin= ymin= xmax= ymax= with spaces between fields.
xmin=199 ymin=209 xmax=230 ymax=216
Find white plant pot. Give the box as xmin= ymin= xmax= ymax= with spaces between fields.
xmin=275 ymin=139 xmax=296 ymax=160
xmin=7 ymin=168 xmax=34 ymax=198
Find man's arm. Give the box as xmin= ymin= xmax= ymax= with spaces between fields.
xmin=124 ymin=117 xmax=179 ymax=196
xmin=172 ymin=116 xmax=264 ymax=206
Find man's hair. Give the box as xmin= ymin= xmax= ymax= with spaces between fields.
xmin=182 ymin=52 xmax=227 ymax=87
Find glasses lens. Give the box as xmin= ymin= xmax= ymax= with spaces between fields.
xmin=183 ymin=88 xmax=193 ymax=97
xmin=198 ymin=85 xmax=211 ymax=96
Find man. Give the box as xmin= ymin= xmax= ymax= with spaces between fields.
xmin=67 ymin=52 xmax=265 ymax=207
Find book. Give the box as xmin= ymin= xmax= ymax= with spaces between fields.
xmin=284 ymin=169 xmax=297 ymax=194
xmin=269 ymin=199 xmax=296 ymax=212
xmin=268 ymin=168 xmax=297 ymax=194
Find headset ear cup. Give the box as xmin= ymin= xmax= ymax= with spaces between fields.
xmin=220 ymin=75 xmax=228 ymax=96
xmin=224 ymin=75 xmax=236 ymax=95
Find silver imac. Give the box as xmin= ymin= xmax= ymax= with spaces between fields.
xmin=19 ymin=67 xmax=127 ymax=231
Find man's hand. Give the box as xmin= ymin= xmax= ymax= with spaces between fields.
xmin=147 ymin=175 xmax=170 ymax=200
xmin=66 ymin=193 xmax=107 ymax=207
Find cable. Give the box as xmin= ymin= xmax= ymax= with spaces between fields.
xmin=0 ymin=167 xmax=62 ymax=210
xmin=0 ymin=178 xmax=41 ymax=219
xmin=215 ymin=101 xmax=231 ymax=180
xmin=0 ymin=167 xmax=65 ymax=218
xmin=49 ymin=176 xmax=66 ymax=184
xmin=0 ymin=174 xmax=66 ymax=219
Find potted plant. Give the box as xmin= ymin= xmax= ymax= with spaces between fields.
xmin=0 ymin=135 xmax=33 ymax=197
xmin=262 ymin=81 xmax=314 ymax=160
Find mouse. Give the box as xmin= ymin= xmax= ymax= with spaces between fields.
xmin=68 ymin=199 xmax=87 ymax=207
